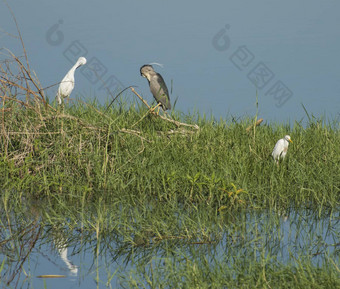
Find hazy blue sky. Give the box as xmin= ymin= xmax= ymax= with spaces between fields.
xmin=1 ymin=1 xmax=340 ymax=123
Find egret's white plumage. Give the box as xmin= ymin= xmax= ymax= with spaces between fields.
xmin=272 ymin=135 xmax=293 ymax=164
xmin=56 ymin=57 xmax=87 ymax=105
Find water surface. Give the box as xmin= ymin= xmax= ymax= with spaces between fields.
xmin=1 ymin=204 xmax=338 ymax=288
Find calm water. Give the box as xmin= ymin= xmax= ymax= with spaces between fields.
xmin=1 ymin=1 xmax=340 ymax=123
xmin=1 ymin=208 xmax=338 ymax=288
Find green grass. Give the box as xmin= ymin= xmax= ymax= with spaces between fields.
xmin=1 ymin=99 xmax=339 ymax=288
xmin=1 ymin=100 xmax=339 ymax=210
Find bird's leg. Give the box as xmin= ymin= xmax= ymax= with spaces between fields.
xmin=149 ymin=103 xmax=161 ymax=115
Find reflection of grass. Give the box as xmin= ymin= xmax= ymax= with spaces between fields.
xmin=1 ymin=101 xmax=339 ymax=287
xmin=123 ymin=255 xmax=340 ymax=288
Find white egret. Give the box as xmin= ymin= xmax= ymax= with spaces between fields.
xmin=56 ymin=57 xmax=87 ymax=105
xmin=272 ymin=135 xmax=293 ymax=164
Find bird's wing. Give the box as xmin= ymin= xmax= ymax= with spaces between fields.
xmin=156 ymin=73 xmax=169 ymax=97
xmin=150 ymin=73 xmax=171 ymax=109
xmin=58 ymin=76 xmax=75 ymax=97
xmin=272 ymin=139 xmax=283 ymax=158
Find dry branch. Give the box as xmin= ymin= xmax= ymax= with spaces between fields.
xmin=130 ymin=87 xmax=199 ymax=130
xmin=246 ymin=118 xmax=263 ymax=132
xmin=119 ymin=128 xmax=151 ymax=143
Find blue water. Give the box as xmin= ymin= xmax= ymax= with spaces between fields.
xmin=1 ymin=1 xmax=340 ymax=123
xmin=1 ymin=209 xmax=338 ymax=288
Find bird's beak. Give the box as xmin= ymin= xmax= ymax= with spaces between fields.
xmin=289 ymin=139 xmax=293 ymax=143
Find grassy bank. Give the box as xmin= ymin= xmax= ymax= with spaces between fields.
xmin=1 ymin=100 xmax=339 ymax=211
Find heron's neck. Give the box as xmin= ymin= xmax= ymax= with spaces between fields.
xmin=72 ymin=61 xmax=82 ymax=72
xmin=66 ymin=63 xmax=80 ymax=78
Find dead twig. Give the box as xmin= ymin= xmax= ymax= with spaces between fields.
xmin=159 ymin=128 xmax=196 ymax=136
xmin=0 ymin=95 xmax=36 ymax=111
xmin=158 ymin=113 xmax=199 ymax=130
xmin=246 ymin=118 xmax=263 ymax=133
xmin=105 ymin=85 xmax=137 ymax=113
xmin=10 ymin=51 xmax=47 ymax=104
xmin=119 ymin=128 xmax=151 ymax=143
xmin=130 ymin=87 xmax=199 ymax=130
xmin=130 ymin=87 xmax=151 ymax=109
